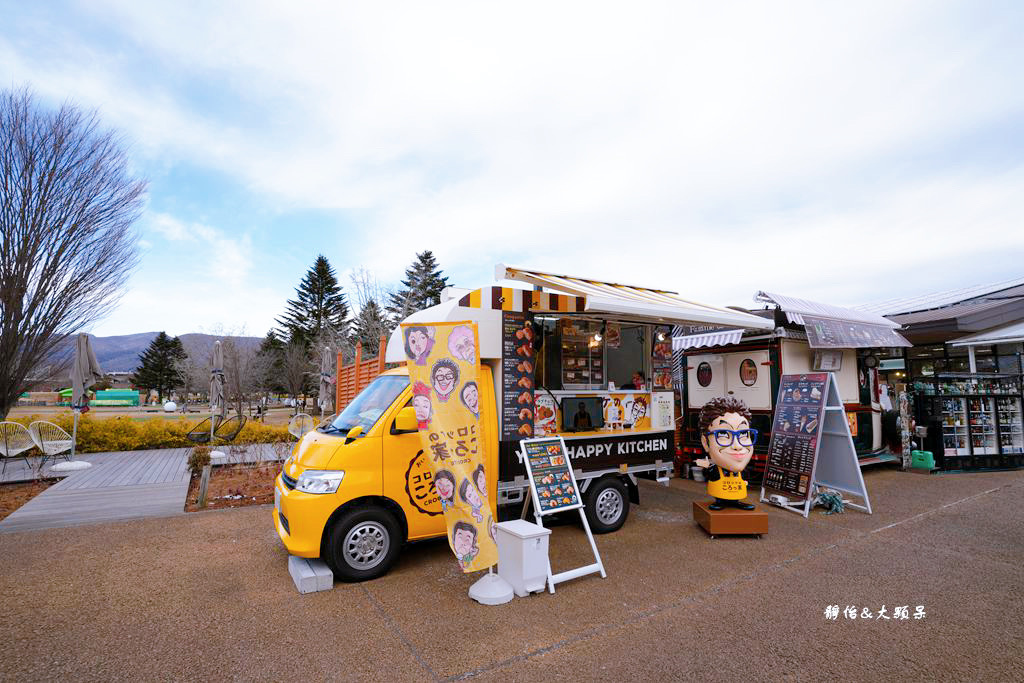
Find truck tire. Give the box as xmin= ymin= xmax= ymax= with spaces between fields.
xmin=584 ymin=476 xmax=629 ymax=533
xmin=324 ymin=506 xmax=402 ymax=582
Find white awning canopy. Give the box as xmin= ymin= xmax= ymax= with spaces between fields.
xmin=948 ymin=320 xmax=1024 ymax=347
xmin=672 ymin=329 xmax=744 ymax=351
xmin=497 ymin=265 xmax=775 ymax=331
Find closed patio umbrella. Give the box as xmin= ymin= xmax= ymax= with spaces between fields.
xmin=67 ymin=333 xmax=103 ymax=464
xmin=210 ymin=341 xmax=225 ymax=442
xmin=318 ymin=346 xmax=334 ymax=417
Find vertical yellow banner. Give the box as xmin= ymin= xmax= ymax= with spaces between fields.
xmin=401 ymin=321 xmax=498 ymax=573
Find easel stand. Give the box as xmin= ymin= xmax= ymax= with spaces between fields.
xmin=761 ymin=373 xmax=873 ymax=518
xmin=519 ymin=437 xmax=606 ymax=593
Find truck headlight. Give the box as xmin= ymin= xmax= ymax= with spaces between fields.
xmin=295 ymin=470 xmax=345 ymax=494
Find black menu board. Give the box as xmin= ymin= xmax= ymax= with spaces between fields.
xmin=502 ymin=312 xmax=536 ymax=440
xmin=762 ymin=373 xmax=828 ymax=500
xmin=521 ymin=437 xmax=582 ymax=515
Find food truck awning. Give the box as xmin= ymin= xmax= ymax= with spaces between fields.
xmin=495 ymin=265 xmax=776 ymax=330
xmin=754 ymin=291 xmax=911 ymax=349
xmin=671 ymin=329 xmax=745 ymax=351
xmin=948 ymin=319 xmax=1024 ymax=347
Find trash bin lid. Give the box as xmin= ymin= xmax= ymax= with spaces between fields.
xmin=494 ymin=519 xmax=551 ymax=539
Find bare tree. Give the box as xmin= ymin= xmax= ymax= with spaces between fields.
xmin=174 ymin=350 xmax=208 ymax=413
xmin=0 ymin=87 xmax=146 ymax=418
xmin=348 ymin=267 xmax=396 ymax=359
xmin=279 ymin=340 xmax=311 ymax=414
xmin=221 ymin=336 xmax=269 ymax=416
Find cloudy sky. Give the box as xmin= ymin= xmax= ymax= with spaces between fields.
xmin=4 ymin=1 xmax=1022 ymax=337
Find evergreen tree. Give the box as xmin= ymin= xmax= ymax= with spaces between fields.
xmin=351 ymin=300 xmax=388 ymax=356
xmin=276 ymin=255 xmax=349 ymax=346
xmin=258 ymin=330 xmax=286 ymax=393
xmin=130 ymin=332 xmax=187 ymax=400
xmin=386 ymin=250 xmax=449 ymax=323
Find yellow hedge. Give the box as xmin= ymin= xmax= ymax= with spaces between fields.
xmin=10 ymin=415 xmax=293 ymax=453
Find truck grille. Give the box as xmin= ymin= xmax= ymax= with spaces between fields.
xmin=278 ymin=511 xmax=290 ymax=535
xmin=281 ymin=472 xmax=297 ymax=490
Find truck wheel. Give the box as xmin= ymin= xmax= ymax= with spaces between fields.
xmin=584 ymin=477 xmax=629 ymax=533
xmin=324 ymin=507 xmax=402 ymax=582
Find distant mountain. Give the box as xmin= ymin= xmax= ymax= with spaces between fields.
xmin=55 ymin=332 xmax=264 ymax=373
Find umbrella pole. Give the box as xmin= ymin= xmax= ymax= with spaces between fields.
xmin=71 ymin=408 xmax=79 ymax=460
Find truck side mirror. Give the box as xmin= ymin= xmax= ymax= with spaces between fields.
xmin=392 ymin=406 xmax=418 ymax=434
xmin=344 ymin=425 xmax=364 ymax=444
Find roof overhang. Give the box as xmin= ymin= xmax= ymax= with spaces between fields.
xmin=948 ymin=319 xmax=1024 ymax=347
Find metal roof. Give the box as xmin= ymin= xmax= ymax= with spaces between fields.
xmin=755 ymin=291 xmax=900 ymax=328
xmin=858 ymin=276 xmax=1024 ymax=316
xmin=888 ymin=298 xmax=1018 ymax=325
xmin=948 ymin=320 xmax=1024 ymax=347
xmin=496 ymin=264 xmax=775 ymax=330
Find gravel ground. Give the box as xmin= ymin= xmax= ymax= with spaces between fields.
xmin=1 ymin=467 xmax=1022 ymax=681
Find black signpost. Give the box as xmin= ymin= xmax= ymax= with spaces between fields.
xmin=760 ymin=373 xmax=872 ymax=518
xmin=519 ymin=437 xmax=606 ymax=592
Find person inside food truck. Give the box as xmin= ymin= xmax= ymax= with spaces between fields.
xmin=622 ymin=371 xmax=646 ymax=390
xmin=695 ymin=396 xmax=757 ymax=510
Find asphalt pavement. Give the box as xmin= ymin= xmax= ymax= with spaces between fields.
xmin=0 ymin=467 xmax=1021 ymax=681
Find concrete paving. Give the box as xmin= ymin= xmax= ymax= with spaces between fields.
xmin=0 ymin=467 xmax=1021 ymax=681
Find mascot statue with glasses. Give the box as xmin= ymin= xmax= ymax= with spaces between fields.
xmin=695 ymin=396 xmax=758 ymax=511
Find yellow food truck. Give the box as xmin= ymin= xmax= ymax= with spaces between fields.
xmin=274 ymin=266 xmax=774 ymax=581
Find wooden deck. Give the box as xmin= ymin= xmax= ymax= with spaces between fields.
xmin=0 ymin=444 xmax=287 ymax=534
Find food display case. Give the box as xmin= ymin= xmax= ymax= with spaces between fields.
xmin=559 ymin=319 xmax=604 ymax=389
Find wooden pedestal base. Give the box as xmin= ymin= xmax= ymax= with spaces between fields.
xmin=693 ymin=501 xmax=769 ymax=537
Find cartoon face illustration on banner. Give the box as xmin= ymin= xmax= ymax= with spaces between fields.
xmin=452 ymin=520 xmax=479 ymax=569
xmin=448 ymin=325 xmax=476 ymax=362
xmin=472 ymin=464 xmax=487 ymax=499
xmin=460 ymin=477 xmax=484 ymax=522
xmin=404 ymin=326 xmax=435 ymax=366
xmin=431 ymin=358 xmax=459 ymax=402
xmin=434 ymin=468 xmax=457 ymax=512
xmin=629 ymin=395 xmax=648 ymax=424
xmin=460 ymin=381 xmax=479 ymax=417
xmin=411 ymin=381 xmax=432 ymax=428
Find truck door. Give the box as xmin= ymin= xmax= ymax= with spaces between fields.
xmin=381 ymin=396 xmax=448 ymax=540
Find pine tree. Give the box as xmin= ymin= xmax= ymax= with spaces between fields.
xmin=386 ymin=250 xmax=449 ymax=323
xmin=276 ymin=255 xmax=349 ymax=346
xmin=258 ymin=330 xmax=285 ymax=393
xmin=351 ymin=300 xmax=388 ymax=356
xmin=130 ymin=332 xmax=187 ymax=401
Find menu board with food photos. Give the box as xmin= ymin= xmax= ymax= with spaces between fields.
xmin=502 ymin=312 xmax=536 ymax=440
xmin=651 ymin=326 xmax=674 ymax=391
xmin=520 ymin=437 xmax=583 ymax=515
xmin=762 ymin=373 xmax=829 ymax=501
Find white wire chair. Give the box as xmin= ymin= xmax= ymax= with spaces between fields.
xmin=28 ymin=421 xmax=74 ymax=469
xmin=288 ymin=413 xmax=315 ymax=440
xmin=1 ymin=421 xmax=37 ymax=477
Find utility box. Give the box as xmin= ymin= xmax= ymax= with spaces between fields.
xmin=494 ymin=520 xmax=551 ymax=597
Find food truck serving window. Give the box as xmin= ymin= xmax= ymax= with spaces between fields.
xmin=536 ymin=316 xmax=650 ymax=391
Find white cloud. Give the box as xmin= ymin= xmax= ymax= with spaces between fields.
xmin=4 ymin=1 xmax=1023 ymax=333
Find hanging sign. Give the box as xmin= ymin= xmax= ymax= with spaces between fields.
xmin=401 ymin=321 xmax=498 ymax=572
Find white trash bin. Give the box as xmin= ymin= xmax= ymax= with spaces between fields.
xmin=494 ymin=520 xmax=551 ymax=597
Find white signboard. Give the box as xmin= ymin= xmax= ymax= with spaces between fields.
xmin=650 ymin=392 xmax=674 ymax=430
xmin=687 ymin=354 xmax=725 ymax=408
